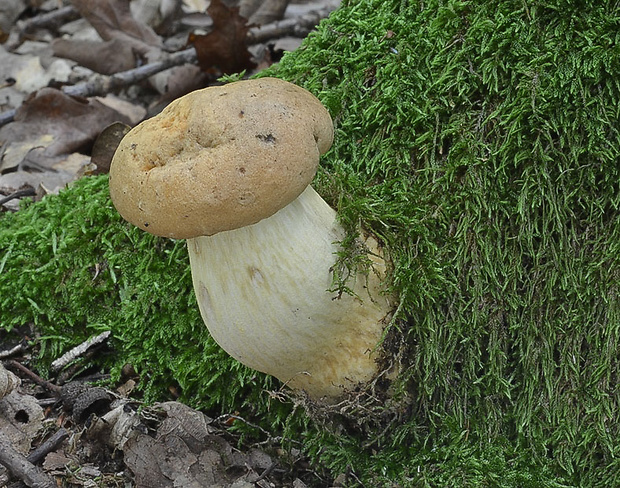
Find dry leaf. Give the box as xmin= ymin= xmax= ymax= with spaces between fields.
xmin=0 ymin=153 xmax=93 ymax=199
xmin=90 ymin=122 xmax=131 ymax=175
xmin=123 ymin=403 xmax=239 ymax=488
xmin=130 ymin=0 xmax=183 ymax=35
xmin=94 ymin=95 xmax=147 ymax=125
xmin=0 ymin=364 xmax=20 ymax=400
xmin=239 ymin=0 xmax=263 ymax=20
xmin=0 ymin=88 xmax=131 ymax=169
xmin=0 ymin=88 xmax=130 ymax=194
xmin=242 ymin=0 xmax=290 ymax=25
xmin=53 ymin=0 xmax=164 ymax=74
xmin=0 ymin=0 xmax=26 ymax=42
xmin=188 ymin=0 xmax=256 ymax=76
xmin=183 ymin=0 xmax=209 ymax=12
xmin=52 ymin=38 xmax=137 ymax=75
xmin=69 ymin=0 xmax=162 ymax=48
xmin=0 ymin=46 xmax=72 ymax=104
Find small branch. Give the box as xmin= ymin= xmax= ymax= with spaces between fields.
xmin=0 ymin=189 xmax=37 ymax=207
xmin=62 ymin=49 xmax=198 ymax=99
xmin=5 ymin=6 xmax=81 ymax=51
xmin=26 ymin=429 xmax=70 ymax=465
xmin=0 ymin=429 xmax=69 ymax=487
xmin=6 ymin=360 xmax=61 ymax=396
xmin=0 ymin=342 xmax=27 ymax=360
xmin=0 ymin=49 xmax=198 ymax=127
xmin=0 ymin=109 xmax=16 ymax=127
xmin=0 ymin=432 xmax=56 ymax=488
xmin=254 ymin=461 xmax=279 ymax=483
xmin=14 ymin=6 xmax=79 ymax=33
xmin=246 ymin=3 xmax=339 ymax=44
xmin=50 ymin=330 xmax=111 ymax=371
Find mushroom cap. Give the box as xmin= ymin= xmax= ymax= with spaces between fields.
xmin=108 ymin=77 xmax=333 ymax=238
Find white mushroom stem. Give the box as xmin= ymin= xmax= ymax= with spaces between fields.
xmin=187 ymin=186 xmax=394 ymax=399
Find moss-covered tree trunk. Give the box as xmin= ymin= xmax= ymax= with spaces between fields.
xmin=273 ymin=1 xmax=620 ymax=484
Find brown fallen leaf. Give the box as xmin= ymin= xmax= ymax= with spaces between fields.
xmin=0 ymin=88 xmax=131 ymax=194
xmin=0 ymin=88 xmax=131 ymax=165
xmin=53 ymin=0 xmax=164 ymax=74
xmin=188 ymin=0 xmax=256 ymax=76
xmin=0 ymin=0 xmax=26 ymax=43
xmin=90 ymin=122 xmax=131 ymax=174
xmin=53 ymin=0 xmax=205 ymax=98
xmin=0 ymin=153 xmax=92 ymax=199
xmin=123 ymin=403 xmax=266 ymax=488
xmin=241 ymin=0 xmax=291 ymax=26
xmin=52 ymin=38 xmax=138 ymax=75
xmin=69 ymin=0 xmax=162 ymax=48
xmin=130 ymin=0 xmax=184 ymax=35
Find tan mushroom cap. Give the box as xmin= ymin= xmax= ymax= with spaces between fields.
xmin=109 ymin=78 xmax=333 ymax=238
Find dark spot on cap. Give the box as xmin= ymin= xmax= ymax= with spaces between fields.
xmin=256 ymin=133 xmax=276 ymax=144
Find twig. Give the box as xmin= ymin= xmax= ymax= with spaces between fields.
xmin=0 ymin=49 xmax=198 ymax=127
xmin=5 ymin=6 xmax=81 ymax=51
xmin=246 ymin=3 xmax=339 ymax=44
xmin=0 ymin=342 xmax=27 ymax=360
xmin=13 ymin=6 xmax=79 ymax=35
xmin=50 ymin=330 xmax=111 ymax=371
xmin=0 ymin=431 xmax=56 ymax=488
xmin=0 ymin=109 xmax=16 ymax=127
xmin=0 ymin=189 xmax=37 ymax=207
xmin=0 ymin=429 xmax=69 ymax=487
xmin=62 ymin=49 xmax=199 ymax=99
xmin=26 ymin=429 xmax=70 ymax=465
xmin=6 ymin=360 xmax=61 ymax=396
xmin=254 ymin=461 xmax=279 ymax=482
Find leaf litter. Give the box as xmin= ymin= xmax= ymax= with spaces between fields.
xmin=0 ymin=0 xmax=339 ymax=206
xmin=0 ymin=0 xmax=341 ymax=486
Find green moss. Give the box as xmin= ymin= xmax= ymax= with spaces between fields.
xmin=0 ymin=176 xmax=285 ymax=421
xmin=2 ymin=0 xmax=620 ymax=485
xmin=262 ymin=0 xmax=620 ymax=484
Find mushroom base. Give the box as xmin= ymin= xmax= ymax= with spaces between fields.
xmin=187 ymin=186 xmax=394 ymax=400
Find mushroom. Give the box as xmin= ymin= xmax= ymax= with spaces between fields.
xmin=109 ymin=78 xmax=394 ymax=399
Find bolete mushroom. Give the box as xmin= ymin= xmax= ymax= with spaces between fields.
xmin=109 ymin=78 xmax=394 ymax=399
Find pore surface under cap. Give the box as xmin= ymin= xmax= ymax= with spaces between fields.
xmin=109 ymin=77 xmax=334 ymax=238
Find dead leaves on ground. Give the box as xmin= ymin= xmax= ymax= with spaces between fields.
xmin=189 ymin=0 xmax=256 ymax=75
xmin=0 ymin=88 xmax=143 ymax=202
xmin=52 ymin=0 xmax=164 ymax=75
xmin=0 ymin=370 xmax=307 ymax=487
xmin=121 ymin=402 xmax=278 ymax=487
xmin=0 ymin=0 xmax=306 ymax=206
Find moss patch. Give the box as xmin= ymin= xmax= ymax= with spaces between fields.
xmin=2 ymin=0 xmax=620 ymax=485
xmin=0 ymin=176 xmax=286 ymax=418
